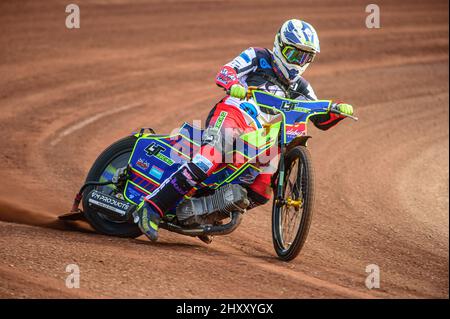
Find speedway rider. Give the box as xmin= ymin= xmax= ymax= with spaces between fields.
xmin=134 ymin=19 xmax=354 ymax=241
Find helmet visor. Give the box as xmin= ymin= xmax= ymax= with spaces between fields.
xmin=281 ymin=45 xmax=315 ymax=67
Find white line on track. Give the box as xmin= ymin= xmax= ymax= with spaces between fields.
xmin=50 ymin=103 xmax=143 ymax=146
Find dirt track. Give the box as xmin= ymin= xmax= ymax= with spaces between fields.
xmin=0 ymin=0 xmax=448 ymax=298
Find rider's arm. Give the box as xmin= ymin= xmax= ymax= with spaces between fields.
xmin=215 ymin=48 xmax=258 ymax=90
xmin=292 ymin=77 xmax=318 ymax=101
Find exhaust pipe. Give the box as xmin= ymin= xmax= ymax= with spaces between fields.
xmin=160 ymin=211 xmax=243 ymax=237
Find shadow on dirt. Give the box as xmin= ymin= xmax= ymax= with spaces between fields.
xmin=132 ymin=237 xmax=205 ymax=250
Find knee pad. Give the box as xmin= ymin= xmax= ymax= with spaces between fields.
xmin=172 ymin=162 xmax=208 ymax=192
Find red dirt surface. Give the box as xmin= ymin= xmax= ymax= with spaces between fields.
xmin=0 ymin=0 xmax=448 ymax=298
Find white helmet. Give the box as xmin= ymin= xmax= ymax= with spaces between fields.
xmin=273 ymin=19 xmax=320 ymax=82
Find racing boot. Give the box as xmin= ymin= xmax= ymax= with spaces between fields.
xmin=134 ymin=199 xmax=162 ymax=242
xmin=133 ymin=162 xmax=209 ymax=241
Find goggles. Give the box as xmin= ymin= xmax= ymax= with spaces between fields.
xmin=279 ymin=38 xmax=316 ymax=67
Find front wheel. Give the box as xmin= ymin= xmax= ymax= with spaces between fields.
xmin=272 ymin=146 xmax=315 ymax=261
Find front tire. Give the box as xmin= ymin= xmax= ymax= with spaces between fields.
xmin=272 ymin=146 xmax=315 ymax=261
xmin=82 ymin=136 xmax=142 ymax=238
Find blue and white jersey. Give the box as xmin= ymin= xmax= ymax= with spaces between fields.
xmin=226 ymin=47 xmax=317 ymax=100
xmin=222 ymin=47 xmax=317 ymax=129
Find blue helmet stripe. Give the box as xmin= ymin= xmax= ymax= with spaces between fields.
xmin=284 ymin=21 xmax=301 ymax=44
xmin=284 ymin=31 xmax=301 ymax=44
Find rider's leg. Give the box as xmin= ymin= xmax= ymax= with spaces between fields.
xmin=135 ymin=100 xmax=252 ymax=241
xmin=134 ymin=161 xmax=212 ymax=241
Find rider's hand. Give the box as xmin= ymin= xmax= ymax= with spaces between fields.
xmin=229 ymin=84 xmax=246 ymax=100
xmin=333 ymin=102 xmax=354 ymax=116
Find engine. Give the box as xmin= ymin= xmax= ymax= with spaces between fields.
xmin=176 ymin=184 xmax=250 ymax=226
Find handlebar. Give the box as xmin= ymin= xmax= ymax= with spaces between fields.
xmin=226 ymin=87 xmax=359 ymax=121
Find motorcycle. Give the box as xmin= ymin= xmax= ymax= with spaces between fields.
xmin=59 ymin=88 xmax=357 ymax=261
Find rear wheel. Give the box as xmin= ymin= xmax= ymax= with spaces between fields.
xmin=82 ymin=136 xmax=142 ymax=238
xmin=272 ymin=146 xmax=315 ymax=261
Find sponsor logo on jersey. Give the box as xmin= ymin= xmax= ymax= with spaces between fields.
xmin=214 ymin=111 xmax=228 ymax=130
xmin=259 ymin=58 xmax=271 ymax=69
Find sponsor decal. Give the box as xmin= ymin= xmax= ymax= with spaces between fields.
xmin=144 ymin=142 xmax=165 ymax=157
xmin=149 ymin=165 xmax=164 ymax=180
xmin=136 ymin=158 xmax=150 ymax=171
xmin=192 ymin=154 xmax=213 ymax=173
xmin=155 ymin=152 xmax=174 ymax=166
xmin=280 ymin=100 xmax=298 ymax=112
xmin=216 ymin=76 xmax=229 ymax=86
xmin=170 ymin=178 xmax=185 ymax=194
xmin=239 ymin=172 xmax=257 ymax=185
xmin=286 ymin=130 xmax=305 ymax=137
xmin=181 ymin=167 xmax=197 ymax=186
xmin=88 ymin=190 xmax=130 ymax=215
xmin=216 ymin=67 xmax=237 ymax=86
xmin=294 ymin=106 xmax=311 ymax=113
xmin=214 ymin=111 xmax=228 ymax=130
xmin=127 ymin=187 xmax=143 ymax=200
xmin=181 ymin=168 xmax=193 ymax=180
xmin=286 ymin=123 xmax=306 ymax=137
xmin=144 ymin=142 xmax=174 ymax=166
